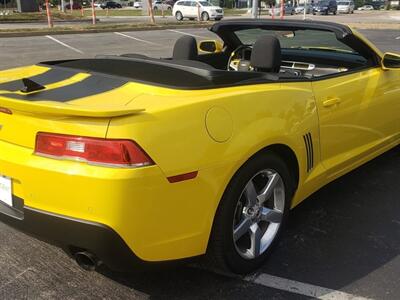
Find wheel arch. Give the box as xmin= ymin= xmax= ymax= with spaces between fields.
xmin=208 ymin=142 xmax=300 ymax=234
xmin=204 ymin=142 xmax=300 ymax=261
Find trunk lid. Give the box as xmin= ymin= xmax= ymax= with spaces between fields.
xmin=0 ymin=65 xmax=144 ymax=149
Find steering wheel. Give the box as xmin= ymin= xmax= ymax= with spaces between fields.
xmin=227 ymin=45 xmax=253 ymax=71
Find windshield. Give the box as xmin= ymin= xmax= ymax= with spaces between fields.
xmin=318 ymin=1 xmax=329 ymax=5
xmin=199 ymin=1 xmax=212 ymax=6
xmin=338 ymin=1 xmax=350 ymax=4
xmin=234 ymin=28 xmax=358 ymax=54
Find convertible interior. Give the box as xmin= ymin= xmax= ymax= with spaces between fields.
xmin=43 ymin=20 xmax=380 ymax=89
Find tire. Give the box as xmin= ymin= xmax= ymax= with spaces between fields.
xmin=215 ymin=17 xmax=222 ymax=21
xmin=333 ymin=10 xmax=337 ymax=15
xmin=168 ymin=6 xmax=172 ymax=10
xmin=175 ymin=11 xmax=183 ymax=21
xmin=201 ymin=11 xmax=209 ymax=21
xmin=154 ymin=6 xmax=158 ymax=10
xmin=206 ymin=153 xmax=295 ymax=274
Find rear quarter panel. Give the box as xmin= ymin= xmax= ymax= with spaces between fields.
xmin=105 ymin=81 xmax=321 ymax=258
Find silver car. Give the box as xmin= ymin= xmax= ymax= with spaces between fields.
xmin=269 ymin=5 xmax=295 ymax=16
xmin=294 ymin=3 xmax=312 ymax=14
xmin=337 ymin=0 xmax=354 ymax=13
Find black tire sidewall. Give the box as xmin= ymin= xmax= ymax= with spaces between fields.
xmin=214 ymin=153 xmax=294 ymax=274
xmin=176 ymin=11 xmax=183 ymax=20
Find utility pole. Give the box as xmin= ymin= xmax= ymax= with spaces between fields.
xmin=251 ymin=0 xmax=259 ymax=18
xmin=70 ymin=0 xmax=73 ymax=12
xmin=61 ymin=0 xmax=65 ymax=12
xmin=303 ymin=0 xmax=306 ymax=19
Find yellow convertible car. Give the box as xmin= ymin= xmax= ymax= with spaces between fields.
xmin=0 ymin=20 xmax=399 ymax=274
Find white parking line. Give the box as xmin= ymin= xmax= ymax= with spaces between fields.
xmin=45 ymin=35 xmax=84 ymax=54
xmin=114 ymin=32 xmax=160 ymax=45
xmin=168 ymin=29 xmax=208 ymax=39
xmin=245 ymin=273 xmax=373 ymax=300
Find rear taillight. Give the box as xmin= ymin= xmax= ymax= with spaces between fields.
xmin=35 ymin=133 xmax=154 ymax=168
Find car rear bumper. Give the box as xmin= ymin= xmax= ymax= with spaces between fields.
xmin=0 ymin=198 xmax=141 ymax=271
xmin=0 ymin=139 xmax=228 ymax=266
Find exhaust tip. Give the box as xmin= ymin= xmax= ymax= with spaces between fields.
xmin=74 ymin=251 xmax=100 ymax=271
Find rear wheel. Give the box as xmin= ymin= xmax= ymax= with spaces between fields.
xmin=175 ymin=11 xmax=183 ymax=20
xmin=201 ymin=11 xmax=209 ymax=21
xmin=206 ymin=153 xmax=294 ymax=274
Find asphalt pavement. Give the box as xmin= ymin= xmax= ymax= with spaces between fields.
xmin=0 ymin=27 xmax=399 ymax=299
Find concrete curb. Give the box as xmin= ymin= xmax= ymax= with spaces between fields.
xmin=0 ymin=18 xmax=97 ymax=24
xmin=0 ymin=22 xmax=213 ymax=37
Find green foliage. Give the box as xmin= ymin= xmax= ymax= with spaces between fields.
xmin=354 ymin=0 xmax=364 ymax=8
xmin=265 ymin=0 xmax=276 ymax=7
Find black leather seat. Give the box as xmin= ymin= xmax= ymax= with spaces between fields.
xmin=172 ymin=35 xmax=198 ymax=61
xmin=250 ymin=35 xmax=282 ymax=73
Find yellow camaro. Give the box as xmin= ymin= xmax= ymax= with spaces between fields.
xmin=0 ymin=20 xmax=399 ymax=274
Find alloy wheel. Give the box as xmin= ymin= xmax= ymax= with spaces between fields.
xmin=232 ymin=169 xmax=285 ymax=259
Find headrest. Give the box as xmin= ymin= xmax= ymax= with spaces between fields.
xmin=172 ymin=35 xmax=198 ymax=61
xmin=250 ymin=35 xmax=281 ymax=73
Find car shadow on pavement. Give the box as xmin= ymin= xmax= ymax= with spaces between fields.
xmin=99 ymin=145 xmax=400 ymax=299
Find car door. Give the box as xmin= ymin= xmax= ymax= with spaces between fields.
xmin=182 ymin=1 xmax=192 ymax=17
xmin=179 ymin=1 xmax=188 ymax=16
xmin=312 ymin=64 xmax=398 ymax=178
xmin=189 ymin=1 xmax=198 ymax=17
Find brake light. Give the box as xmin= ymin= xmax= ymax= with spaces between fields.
xmin=35 ymin=133 xmax=154 ymax=168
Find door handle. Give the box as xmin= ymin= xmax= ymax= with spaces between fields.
xmin=323 ymin=97 xmax=341 ymax=108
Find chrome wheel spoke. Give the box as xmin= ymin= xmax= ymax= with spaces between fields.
xmin=233 ymin=168 xmax=285 ymax=260
xmin=248 ymin=223 xmax=262 ymax=258
xmin=260 ymin=207 xmax=283 ymax=223
xmin=257 ymin=173 xmax=280 ymax=204
xmin=244 ymin=180 xmax=258 ymax=207
xmin=233 ymin=217 xmax=252 ymax=242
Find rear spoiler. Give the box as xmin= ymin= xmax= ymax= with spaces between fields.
xmin=0 ymin=96 xmax=145 ymax=118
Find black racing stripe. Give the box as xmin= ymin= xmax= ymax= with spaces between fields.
xmin=2 ymin=75 xmax=127 ymax=102
xmin=0 ymin=68 xmax=79 ymax=92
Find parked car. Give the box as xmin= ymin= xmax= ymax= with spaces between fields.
xmin=173 ymin=0 xmax=223 ymax=21
xmin=294 ymin=3 xmax=312 ymax=14
xmin=65 ymin=3 xmax=82 ymax=9
xmin=357 ymin=4 xmax=374 ymax=10
xmin=269 ymin=4 xmax=295 ymax=15
xmin=0 ymin=19 xmax=399 ymax=275
xmin=313 ymin=0 xmax=337 ymax=14
xmin=101 ymin=1 xmax=123 ymax=8
xmin=153 ymin=0 xmax=172 ymax=10
xmin=94 ymin=2 xmax=103 ymax=8
xmin=337 ymin=0 xmax=354 ymax=13
xmin=133 ymin=1 xmax=142 ymax=8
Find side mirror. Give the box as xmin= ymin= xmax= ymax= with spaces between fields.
xmin=198 ymin=40 xmax=223 ymax=53
xmin=381 ymin=52 xmax=400 ymax=70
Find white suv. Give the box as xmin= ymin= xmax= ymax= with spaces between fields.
xmin=337 ymin=1 xmax=354 ymax=13
xmin=173 ymin=1 xmax=223 ymax=21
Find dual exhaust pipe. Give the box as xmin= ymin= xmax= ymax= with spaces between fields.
xmin=74 ymin=251 xmax=101 ymax=271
